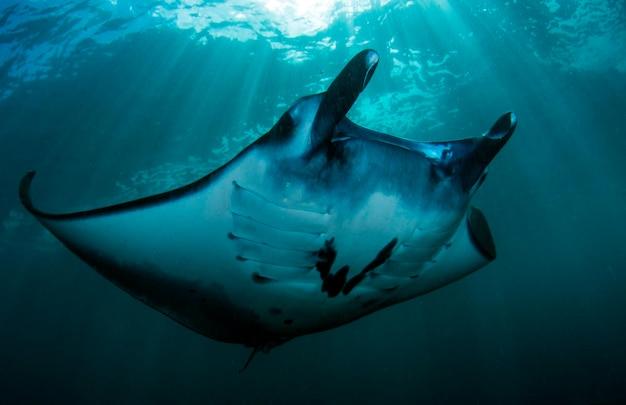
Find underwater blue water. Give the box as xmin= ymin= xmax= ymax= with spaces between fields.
xmin=1 ymin=0 xmax=625 ymax=403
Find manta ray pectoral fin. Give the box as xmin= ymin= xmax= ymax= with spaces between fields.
xmin=19 ymin=169 xmax=240 ymax=342
xmin=417 ymin=207 xmax=496 ymax=294
xmin=311 ymin=49 xmax=379 ymax=148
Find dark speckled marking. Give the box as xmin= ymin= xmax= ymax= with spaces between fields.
xmin=284 ymin=319 xmax=294 ymax=325
xmin=363 ymin=238 xmax=398 ymax=272
xmin=252 ymin=272 xmax=275 ymax=284
xmin=316 ymin=238 xmax=337 ymax=278
xmin=315 ymin=237 xmax=399 ymax=297
xmin=343 ymin=238 xmax=397 ymax=294
xmin=322 ymin=265 xmax=349 ymax=297
xmin=315 ymin=238 xmax=346 ymax=298
xmin=342 ymin=273 xmax=365 ymax=295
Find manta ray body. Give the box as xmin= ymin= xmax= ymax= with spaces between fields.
xmin=20 ymin=50 xmax=516 ymax=353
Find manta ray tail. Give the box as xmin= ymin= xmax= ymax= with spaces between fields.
xmin=239 ymin=347 xmax=261 ymax=373
xmin=19 ymin=171 xmax=41 ymax=217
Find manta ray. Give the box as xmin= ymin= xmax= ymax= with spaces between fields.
xmin=20 ymin=50 xmax=516 ymax=367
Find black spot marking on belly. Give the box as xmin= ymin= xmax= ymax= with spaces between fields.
xmin=343 ymin=238 xmax=398 ymax=295
xmin=252 ymin=272 xmax=275 ymax=284
xmin=322 ymin=265 xmax=349 ymax=297
xmin=314 ymin=237 xmax=399 ymax=297
xmin=342 ymin=273 xmax=365 ymax=295
xmin=316 ymin=238 xmax=337 ymax=278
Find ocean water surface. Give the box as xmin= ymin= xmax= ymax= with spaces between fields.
xmin=1 ymin=0 xmax=625 ymax=403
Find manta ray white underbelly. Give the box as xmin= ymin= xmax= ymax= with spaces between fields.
xmin=19 ymin=50 xmax=517 ymax=354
